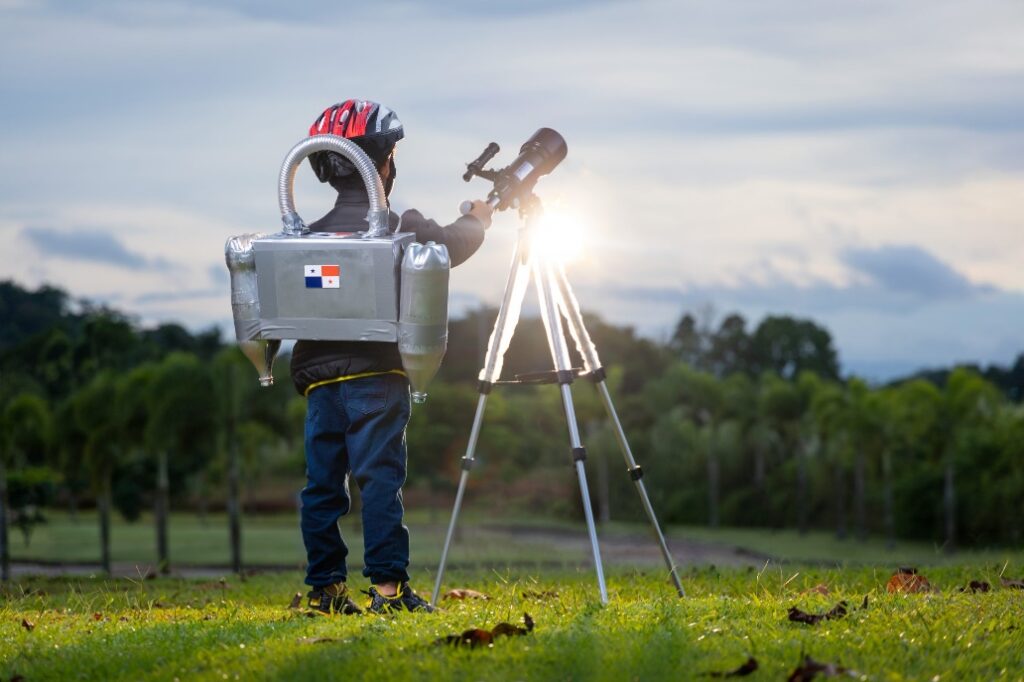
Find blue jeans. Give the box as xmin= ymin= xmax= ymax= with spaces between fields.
xmin=300 ymin=373 xmax=411 ymax=587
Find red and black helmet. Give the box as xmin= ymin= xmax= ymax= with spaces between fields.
xmin=308 ymin=99 xmax=404 ymax=189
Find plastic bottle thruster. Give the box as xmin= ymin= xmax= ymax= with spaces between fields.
xmin=398 ymin=241 xmax=451 ymax=403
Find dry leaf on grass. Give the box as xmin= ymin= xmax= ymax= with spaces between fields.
xmin=887 ymin=567 xmax=931 ymax=593
xmin=961 ymin=580 xmax=991 ymax=593
xmin=20 ymin=619 xmax=34 ymax=632
xmin=435 ymin=613 xmax=534 ymax=648
xmin=788 ymin=601 xmax=848 ymax=626
xmin=704 ymin=656 xmax=758 ymax=677
xmin=787 ymin=655 xmax=859 ymax=681
xmin=298 ymin=637 xmax=338 ymax=644
xmin=288 ymin=592 xmax=303 ymax=609
xmin=443 ymin=588 xmax=490 ymax=600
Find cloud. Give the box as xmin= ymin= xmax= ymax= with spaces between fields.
xmin=569 ymin=242 xmax=1024 ymax=379
xmin=2 ymin=0 xmax=1023 ymax=381
xmin=840 ymin=244 xmax=993 ymax=299
xmin=21 ymin=227 xmax=177 ymax=271
xmin=207 ymin=262 xmax=228 ymax=287
xmin=133 ymin=288 xmax=220 ymax=305
xmin=598 ymin=243 xmax=999 ymax=314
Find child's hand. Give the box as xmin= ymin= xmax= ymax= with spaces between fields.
xmin=462 ymin=199 xmax=495 ymax=229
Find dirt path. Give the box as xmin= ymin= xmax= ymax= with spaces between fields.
xmin=478 ymin=523 xmax=770 ymax=568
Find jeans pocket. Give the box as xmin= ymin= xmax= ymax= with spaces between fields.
xmin=347 ymin=379 xmax=388 ymax=415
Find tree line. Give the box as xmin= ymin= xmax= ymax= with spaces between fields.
xmin=1 ymin=280 xmax=1022 ymax=578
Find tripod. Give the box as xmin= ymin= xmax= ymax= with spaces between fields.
xmin=431 ymin=196 xmax=685 ymax=604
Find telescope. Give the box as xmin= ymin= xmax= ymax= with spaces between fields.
xmin=434 ymin=126 xmax=687 ymax=604
xmin=459 ymin=128 xmax=567 ymax=214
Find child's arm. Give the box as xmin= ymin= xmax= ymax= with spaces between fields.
xmin=399 ymin=207 xmax=490 ymax=266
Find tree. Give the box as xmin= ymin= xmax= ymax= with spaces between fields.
xmin=0 ymin=393 xmax=53 ymax=580
xmin=642 ymin=363 xmax=727 ymax=526
xmin=748 ymin=316 xmax=840 ymax=381
xmin=70 ymin=372 xmax=121 ymax=573
xmin=213 ymin=347 xmax=260 ymax=573
xmin=72 ymin=310 xmax=140 ymax=383
xmin=760 ymin=372 xmax=812 ymax=532
xmin=941 ymin=368 xmax=1003 ymax=552
xmin=670 ymin=314 xmax=704 ymax=368
xmin=845 ymin=379 xmax=884 ymax=541
xmin=0 ymin=280 xmax=76 ymax=353
xmin=707 ymin=313 xmax=751 ymax=377
xmin=52 ymin=399 xmax=87 ymax=521
xmin=810 ymin=380 xmax=850 ymax=540
xmin=145 ymin=352 xmax=217 ymax=573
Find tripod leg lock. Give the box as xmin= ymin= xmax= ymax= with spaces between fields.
xmin=556 ymin=370 xmax=575 ymax=385
xmin=585 ymin=367 xmax=607 ymax=383
xmin=571 ymin=447 xmax=587 ymax=463
xmin=477 ymin=380 xmax=493 ymax=395
xmin=460 ymin=458 xmax=475 ymax=471
xmin=628 ymin=465 xmax=644 ymax=481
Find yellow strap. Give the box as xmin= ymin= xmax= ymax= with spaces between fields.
xmin=304 ymin=369 xmax=407 ymax=397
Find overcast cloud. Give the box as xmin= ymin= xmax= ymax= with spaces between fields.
xmin=1 ymin=0 xmax=1021 ymax=379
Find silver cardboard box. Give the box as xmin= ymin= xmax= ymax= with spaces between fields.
xmin=253 ymin=231 xmax=415 ymax=342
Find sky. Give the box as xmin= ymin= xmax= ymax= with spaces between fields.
xmin=1 ymin=0 xmax=1022 ymax=380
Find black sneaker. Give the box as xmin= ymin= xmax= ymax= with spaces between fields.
xmin=365 ymin=583 xmax=436 ymax=614
xmin=307 ymin=583 xmax=362 ymax=615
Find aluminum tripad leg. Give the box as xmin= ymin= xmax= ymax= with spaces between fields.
xmin=432 ymin=242 xmax=533 ymax=604
xmin=535 ymin=256 xmax=609 ymax=603
xmin=432 ymin=393 xmax=487 ymax=605
xmin=553 ymin=264 xmax=685 ymax=597
xmin=596 ymin=381 xmax=685 ymax=597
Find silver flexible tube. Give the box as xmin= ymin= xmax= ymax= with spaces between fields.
xmin=277 ymin=134 xmax=389 ymax=237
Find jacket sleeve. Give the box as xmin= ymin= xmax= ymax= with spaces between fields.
xmin=399 ymin=209 xmax=485 ymax=267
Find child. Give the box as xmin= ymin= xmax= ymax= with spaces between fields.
xmin=291 ymin=99 xmax=493 ymax=614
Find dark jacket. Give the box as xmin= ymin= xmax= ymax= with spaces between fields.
xmin=290 ymin=187 xmax=486 ymax=395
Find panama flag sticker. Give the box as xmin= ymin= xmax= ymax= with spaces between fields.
xmin=304 ymin=264 xmax=340 ymax=289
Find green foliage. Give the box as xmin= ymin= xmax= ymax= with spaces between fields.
xmin=6 ymin=466 xmax=59 ymax=546
xmin=1 ymin=279 xmax=1022 ymax=549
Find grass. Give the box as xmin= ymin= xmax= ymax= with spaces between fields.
xmin=3 ymin=565 xmax=1023 ymax=681
xmin=666 ymin=525 xmax=1024 ymax=567
xmin=12 ymin=510 xmax=1024 ymax=572
xmin=8 ymin=511 xmax=584 ymax=569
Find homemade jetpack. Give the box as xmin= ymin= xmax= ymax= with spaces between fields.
xmin=224 ymin=135 xmax=450 ymax=403
xmin=431 ymin=129 xmax=686 ymax=604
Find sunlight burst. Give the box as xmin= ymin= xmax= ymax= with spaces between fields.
xmin=531 ymin=207 xmax=587 ymax=265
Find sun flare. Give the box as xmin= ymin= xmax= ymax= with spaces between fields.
xmin=531 ymin=207 xmax=586 ymax=265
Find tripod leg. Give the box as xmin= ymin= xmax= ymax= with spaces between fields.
xmin=432 ymin=239 xmax=532 ymax=605
xmin=534 ymin=256 xmax=609 ymax=604
xmin=552 ymin=264 xmax=685 ymax=597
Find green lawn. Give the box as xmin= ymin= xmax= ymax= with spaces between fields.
xmin=11 ymin=510 xmax=1022 ymax=572
xmin=9 ymin=511 xmax=586 ymax=569
xmin=3 ymin=565 xmax=1023 ymax=681
xmin=666 ymin=524 xmax=1024 ymax=567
